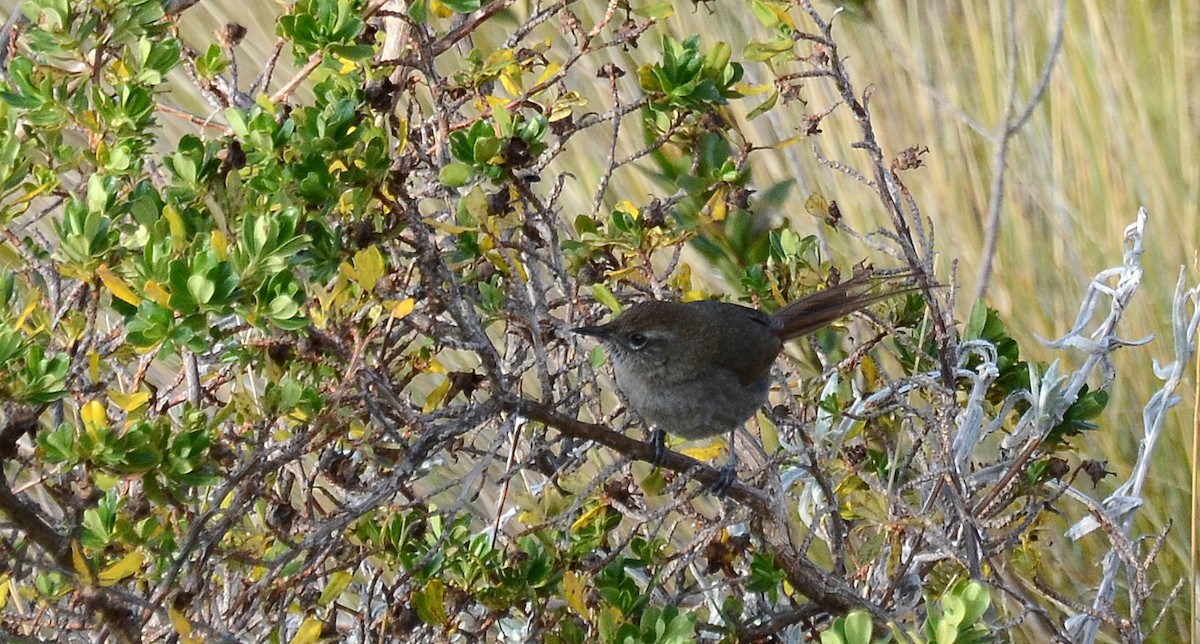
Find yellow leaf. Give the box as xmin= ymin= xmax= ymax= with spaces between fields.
xmin=329 ymin=159 xmax=349 ymax=174
xmin=706 ymin=186 xmax=727 ymax=221
xmin=570 ymin=504 xmax=605 ymax=533
xmin=765 ymin=1 xmax=797 ymax=28
xmin=423 ymin=218 xmax=474 ymax=234
xmin=163 ymin=204 xmax=186 ymax=245
xmin=211 ymin=229 xmax=228 ymax=260
xmin=548 ymin=91 xmax=587 ymax=122
xmin=804 ymin=192 xmax=831 ymax=219
xmin=81 ymin=399 xmax=108 ymax=433
xmin=462 ymin=186 xmax=489 ymax=221
xmin=71 ymin=540 xmax=94 ymax=584
xmin=680 ymin=441 xmax=725 ymax=462
xmin=414 ymin=579 xmax=447 ymax=625
xmin=391 ymin=298 xmax=415 ymax=320
xmin=15 ymin=292 xmax=39 ymax=331
xmin=108 ymin=388 xmax=151 ymax=413
xmin=169 ymin=605 xmax=194 ymax=640
xmin=112 ymin=59 xmax=131 ymax=81
xmin=352 ymin=246 xmax=385 ymax=292
xmin=144 ymin=280 xmax=171 ymax=307
xmin=615 ymin=200 xmax=639 ymax=218
xmin=861 ymin=355 xmax=878 ymax=385
xmin=97 ymin=264 xmax=141 ymax=306
xmin=606 ymin=266 xmax=639 ymax=280
xmin=397 ymin=118 xmax=408 ymax=152
xmin=563 ymin=571 xmax=589 ymax=617
xmin=499 ymin=72 xmax=522 ymax=98
xmin=14 ymin=179 xmax=50 ymax=205
xmin=428 ymin=0 xmax=454 ymax=18
xmin=422 ymin=377 xmax=453 ymax=413
xmin=637 ymin=63 xmax=659 ymax=92
xmin=309 ymin=307 xmax=327 ymax=329
xmin=672 ymin=263 xmax=694 ymax=292
xmin=484 ymin=249 xmax=527 ymax=280
xmin=290 ymin=617 xmax=325 ymax=644
xmin=635 ymin=1 xmax=674 ymax=19
xmin=536 ymin=61 xmax=562 ymax=86
xmin=318 ymin=570 xmax=353 ymax=606
xmin=509 ymin=253 xmax=529 ymax=281
xmin=769 ymin=277 xmax=784 ymax=306
xmin=484 ymin=48 xmax=515 ymax=69
xmin=335 ymin=55 xmax=356 ymax=75
xmin=769 ymin=135 xmax=804 ymax=150
xmin=98 ymin=551 xmax=144 ymax=586
xmin=734 ymin=82 xmax=774 ymax=96
xmin=88 ymin=351 xmax=100 ymax=381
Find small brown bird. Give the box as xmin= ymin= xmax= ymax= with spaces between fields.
xmin=575 ymin=270 xmax=913 ymax=492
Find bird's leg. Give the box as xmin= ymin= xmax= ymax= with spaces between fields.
xmin=649 ymin=428 xmax=667 ymax=466
xmin=711 ymin=425 xmax=738 ymax=496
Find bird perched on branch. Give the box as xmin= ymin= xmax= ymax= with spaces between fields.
xmin=575 ymin=269 xmax=917 ymax=493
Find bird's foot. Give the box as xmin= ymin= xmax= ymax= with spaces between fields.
xmin=649 ymin=429 xmax=667 ymax=466
xmin=710 ymin=459 xmax=738 ymax=497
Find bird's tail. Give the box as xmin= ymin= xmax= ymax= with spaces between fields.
xmin=772 ymin=269 xmax=918 ymax=341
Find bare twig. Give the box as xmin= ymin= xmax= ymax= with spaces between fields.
xmin=972 ymin=0 xmax=1067 ymax=302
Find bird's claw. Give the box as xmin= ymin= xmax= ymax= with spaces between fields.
xmin=649 ymin=429 xmax=667 ymax=466
xmin=711 ymin=459 xmax=738 ymax=497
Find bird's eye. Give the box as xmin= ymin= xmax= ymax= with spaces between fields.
xmin=628 ymin=332 xmax=648 ymax=350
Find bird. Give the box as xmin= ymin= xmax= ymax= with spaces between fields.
xmin=574 ymin=269 xmax=914 ymax=493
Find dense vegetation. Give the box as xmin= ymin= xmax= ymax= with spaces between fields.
xmin=0 ymin=1 xmax=1194 ymax=642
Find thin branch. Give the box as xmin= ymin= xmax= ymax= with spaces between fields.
xmin=972 ymin=0 xmax=1067 ymax=301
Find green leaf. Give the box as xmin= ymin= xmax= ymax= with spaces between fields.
xmin=440 ymin=162 xmax=472 ymax=187
xmin=226 ymin=108 xmax=249 ymax=137
xmin=956 ymin=580 xmax=991 ymax=624
xmin=746 ymin=90 xmax=779 ymax=120
xmin=407 ymin=0 xmax=427 ymax=23
xmin=187 ymin=273 xmax=215 ymax=305
xmin=964 ymin=301 xmax=988 ymax=340
xmin=318 ymin=571 xmax=353 ymax=606
xmin=746 ymin=552 xmax=785 ymax=600
xmin=0 ymin=90 xmax=43 ymax=109
xmin=472 ymin=135 xmax=502 ymax=164
xmin=39 ymin=423 xmax=78 ymax=465
xmin=632 ymin=2 xmax=674 ymax=19
xmin=440 ymin=0 xmax=481 ymax=12
xmin=591 ymin=283 xmax=620 ymax=312
xmin=744 ymin=34 xmax=795 ymax=62
xmin=412 ymin=578 xmax=447 ymax=625
xmin=842 ymin=611 xmax=873 ymax=644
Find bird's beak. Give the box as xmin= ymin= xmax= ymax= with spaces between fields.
xmin=572 ymin=324 xmax=610 ymax=338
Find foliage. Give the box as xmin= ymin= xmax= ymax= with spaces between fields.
xmin=821 ymin=580 xmax=991 ymax=644
xmin=0 ymin=1 xmax=1190 ymax=643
